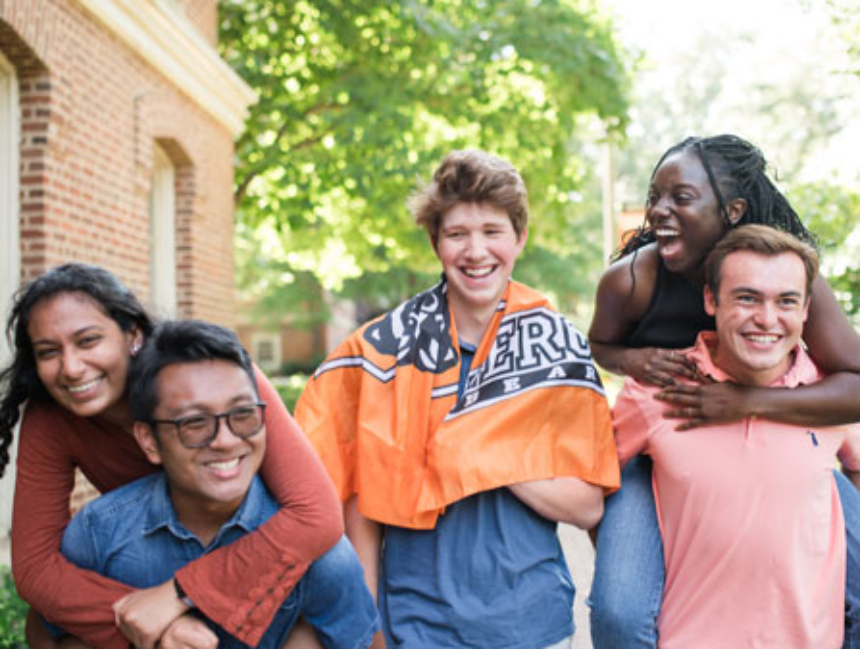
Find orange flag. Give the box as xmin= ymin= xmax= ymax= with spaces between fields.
xmin=296 ymin=279 xmax=619 ymax=529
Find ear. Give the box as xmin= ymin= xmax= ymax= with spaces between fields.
xmin=725 ymin=198 xmax=747 ymax=226
xmin=133 ymin=422 xmax=163 ymax=466
xmin=429 ymin=232 xmax=439 ymax=256
xmin=801 ymin=295 xmax=811 ymax=324
xmin=704 ymin=285 xmax=718 ymax=317
xmin=127 ymin=328 xmax=144 ymax=357
xmin=517 ymin=227 xmax=529 ymax=249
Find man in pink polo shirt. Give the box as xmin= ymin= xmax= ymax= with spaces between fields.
xmin=613 ymin=224 xmax=860 ymax=648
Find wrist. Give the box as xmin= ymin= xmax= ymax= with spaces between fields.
xmin=173 ymin=578 xmax=194 ymax=609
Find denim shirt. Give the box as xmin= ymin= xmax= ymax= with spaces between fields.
xmin=61 ymin=472 xmax=291 ymax=648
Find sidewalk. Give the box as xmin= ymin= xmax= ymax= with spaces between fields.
xmin=559 ymin=525 xmax=596 ymax=649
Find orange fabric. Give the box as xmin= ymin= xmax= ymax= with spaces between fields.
xmin=296 ymin=279 xmax=620 ymax=529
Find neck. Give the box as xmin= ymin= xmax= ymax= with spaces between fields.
xmin=170 ymin=491 xmax=242 ymax=547
xmin=712 ymin=346 xmax=794 ymax=387
xmin=450 ymin=300 xmax=495 ymax=347
xmin=94 ymin=397 xmax=135 ymax=432
xmin=681 ymin=263 xmax=707 ymax=287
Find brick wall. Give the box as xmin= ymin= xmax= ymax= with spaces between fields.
xmin=0 ymin=0 xmax=244 ymax=519
xmin=0 ymin=0 xmax=238 ymax=326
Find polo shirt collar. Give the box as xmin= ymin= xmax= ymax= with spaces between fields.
xmin=689 ymin=331 xmax=822 ymax=388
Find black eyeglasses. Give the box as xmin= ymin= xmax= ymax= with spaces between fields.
xmin=150 ymin=403 xmax=267 ymax=449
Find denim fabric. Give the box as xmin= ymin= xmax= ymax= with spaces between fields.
xmin=61 ymin=473 xmax=378 ymax=649
xmin=837 ymin=470 xmax=860 ymax=649
xmin=590 ymin=457 xmax=860 ymax=649
xmin=378 ymin=342 xmax=575 ymax=648
xmin=589 ymin=455 xmax=662 ymax=649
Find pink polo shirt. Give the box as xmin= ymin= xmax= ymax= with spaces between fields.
xmin=613 ymin=332 xmax=860 ymax=649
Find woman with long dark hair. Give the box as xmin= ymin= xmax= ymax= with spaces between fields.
xmin=1 ymin=263 xmax=342 ymax=648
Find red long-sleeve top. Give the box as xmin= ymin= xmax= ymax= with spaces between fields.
xmin=11 ymin=369 xmax=343 ymax=648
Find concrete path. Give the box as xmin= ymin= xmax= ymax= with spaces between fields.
xmin=559 ymin=524 xmax=596 ymax=649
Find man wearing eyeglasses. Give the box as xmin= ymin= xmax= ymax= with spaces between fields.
xmin=56 ymin=319 xmax=379 ymax=648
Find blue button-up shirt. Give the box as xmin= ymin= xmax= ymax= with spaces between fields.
xmin=61 ymin=472 xmax=296 ymax=648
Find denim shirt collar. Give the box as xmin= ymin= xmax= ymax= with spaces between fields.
xmin=142 ymin=472 xmax=267 ymax=547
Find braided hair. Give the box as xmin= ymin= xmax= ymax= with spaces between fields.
xmin=616 ymin=134 xmax=815 ymax=261
xmin=0 ymin=264 xmax=155 ymax=477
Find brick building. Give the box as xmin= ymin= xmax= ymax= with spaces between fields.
xmin=0 ymin=0 xmax=254 ymax=541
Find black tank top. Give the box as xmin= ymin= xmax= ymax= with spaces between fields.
xmin=625 ymin=259 xmax=715 ymax=349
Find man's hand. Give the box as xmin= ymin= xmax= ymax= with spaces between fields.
xmin=159 ymin=615 xmax=218 ymax=649
xmin=112 ymin=579 xmax=189 ymax=649
xmin=657 ymin=380 xmax=752 ymax=431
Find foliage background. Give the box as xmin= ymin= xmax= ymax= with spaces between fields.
xmin=220 ymin=0 xmax=633 ymax=324
xmin=222 ymin=0 xmax=860 ymax=333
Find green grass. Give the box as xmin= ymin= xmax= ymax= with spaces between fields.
xmin=0 ymin=568 xmax=27 ymax=648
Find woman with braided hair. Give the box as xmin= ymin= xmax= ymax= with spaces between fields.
xmin=588 ymin=134 xmax=860 ymax=647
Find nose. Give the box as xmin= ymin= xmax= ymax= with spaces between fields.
xmin=646 ymin=196 xmax=670 ymax=224
xmin=60 ymin=348 xmax=86 ymax=379
xmin=208 ymin=415 xmax=241 ymax=450
xmin=463 ymin=233 xmax=487 ymax=259
xmin=753 ymin=301 xmax=778 ymax=328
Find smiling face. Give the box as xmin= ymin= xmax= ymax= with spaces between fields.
xmin=28 ymin=291 xmax=139 ymax=425
xmin=134 ymin=359 xmax=265 ymax=525
xmin=647 ymin=150 xmax=742 ymax=281
xmin=434 ymin=202 xmax=526 ymax=328
xmin=705 ymin=250 xmax=809 ymax=386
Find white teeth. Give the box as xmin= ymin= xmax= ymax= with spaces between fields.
xmin=464 ymin=267 xmax=493 ymax=278
xmin=67 ymin=378 xmax=100 ymax=394
xmin=655 ymin=229 xmax=678 ymax=237
xmin=207 ymin=458 xmax=240 ymax=471
xmin=747 ymin=334 xmax=778 ymax=343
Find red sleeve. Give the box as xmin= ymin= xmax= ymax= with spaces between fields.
xmin=11 ymin=404 xmax=133 ymax=649
xmin=174 ymin=367 xmax=344 ymax=646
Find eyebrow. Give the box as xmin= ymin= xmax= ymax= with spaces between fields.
xmin=730 ymin=287 xmax=804 ymax=299
xmin=160 ymin=393 xmax=258 ymax=417
xmin=31 ymin=325 xmax=105 ymax=346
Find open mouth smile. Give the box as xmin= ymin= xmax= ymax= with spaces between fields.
xmin=744 ymin=333 xmax=781 ymax=344
xmin=205 ymin=457 xmax=241 ymax=471
xmin=65 ymin=377 xmax=103 ymax=395
xmin=463 ymin=266 xmax=495 ymax=279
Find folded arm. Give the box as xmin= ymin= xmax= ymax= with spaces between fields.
xmin=508 ymin=477 xmax=604 ymax=529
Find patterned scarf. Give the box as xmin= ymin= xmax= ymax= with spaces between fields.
xmin=295 ymin=278 xmax=619 ymax=529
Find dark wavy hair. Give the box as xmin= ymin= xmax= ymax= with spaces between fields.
xmin=129 ymin=319 xmax=258 ymax=424
xmin=0 ymin=263 xmax=155 ymax=477
xmin=615 ymin=134 xmax=815 ymax=261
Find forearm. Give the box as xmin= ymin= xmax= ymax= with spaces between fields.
xmin=344 ymin=496 xmax=382 ymax=600
xmin=589 ymin=341 xmax=632 ymax=376
xmin=508 ymin=477 xmax=604 ymax=529
xmin=746 ymin=372 xmax=860 ymax=426
xmin=344 ymin=497 xmax=387 ymax=649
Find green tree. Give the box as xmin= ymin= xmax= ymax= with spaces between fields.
xmin=220 ymin=0 xmax=631 ymax=314
xmin=791 ymin=182 xmax=860 ymax=318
